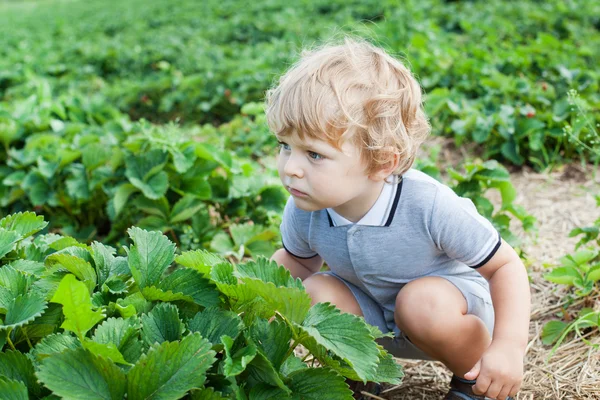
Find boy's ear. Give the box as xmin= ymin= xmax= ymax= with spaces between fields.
xmin=370 ymin=152 xmax=400 ymax=181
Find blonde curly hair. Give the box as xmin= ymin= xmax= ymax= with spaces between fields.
xmin=265 ymin=37 xmax=431 ymax=177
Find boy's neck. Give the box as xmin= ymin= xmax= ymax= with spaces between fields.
xmin=331 ymin=180 xmax=386 ymax=223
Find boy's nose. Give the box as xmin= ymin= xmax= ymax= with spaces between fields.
xmin=283 ymin=154 xmax=304 ymax=178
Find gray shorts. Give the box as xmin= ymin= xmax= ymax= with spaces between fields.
xmin=315 ymin=271 xmax=495 ymax=360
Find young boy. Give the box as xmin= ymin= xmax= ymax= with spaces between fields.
xmin=266 ymin=38 xmax=530 ymax=400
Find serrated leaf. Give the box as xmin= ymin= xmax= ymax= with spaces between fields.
xmin=371 ymin=345 xmax=403 ymax=384
xmin=46 ymin=253 xmax=96 ymax=295
xmin=142 ymin=286 xmax=194 ymax=302
xmin=82 ymin=338 xmax=130 ymax=365
xmin=0 ymin=377 xmax=28 ymax=400
xmin=125 ymin=150 xmax=169 ymax=199
xmin=0 ymin=212 xmax=48 ymax=239
xmin=176 ymin=250 xmax=226 ymax=276
xmin=170 ymin=195 xmax=205 ymax=224
xmin=92 ymin=317 xmax=141 ymax=355
xmin=113 ymin=183 xmax=138 ymax=217
xmin=190 ymin=387 xmax=228 ymax=400
xmin=241 ymin=279 xmax=311 ymax=324
xmin=141 ymin=303 xmax=184 ymax=346
xmin=0 ymin=266 xmax=31 ymax=298
xmin=11 ymin=303 xmax=62 ymax=345
xmin=127 ymin=227 xmax=175 ymax=288
xmin=159 ymin=268 xmax=220 ymax=307
xmin=0 ymin=229 xmax=21 ymax=259
xmin=50 ymin=274 xmax=104 ymax=340
xmin=0 ymin=350 xmax=42 ymax=398
xmin=237 ymin=257 xmax=304 ymax=290
xmin=287 ymin=367 xmax=353 ymax=400
xmin=222 ymin=335 xmax=257 ymax=377
xmin=117 ymin=292 xmax=152 ymax=315
xmin=91 ymin=241 xmax=117 ymax=287
xmin=7 ymin=260 xmax=45 ymax=277
xmin=248 ymin=318 xmax=292 ymax=371
xmin=297 ymin=303 xmax=379 ymax=382
xmin=187 ymin=307 xmax=243 ymax=346
xmin=245 ymin=347 xmax=290 ymax=394
xmin=280 ymin=356 xmax=308 ymax=377
xmin=1 ymin=292 xmax=48 ymax=331
xmin=127 ymin=332 xmax=216 ymax=400
xmin=541 ymin=320 xmax=569 ymax=345
xmin=37 ymin=347 xmax=126 ymax=400
xmin=31 ymin=333 xmax=81 ymax=362
xmin=103 ymin=276 xmax=127 ymax=294
xmin=544 ymin=267 xmax=581 ymax=286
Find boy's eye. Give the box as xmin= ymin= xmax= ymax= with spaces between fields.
xmin=278 ymin=141 xmax=290 ymax=151
xmin=308 ymin=151 xmax=323 ymax=161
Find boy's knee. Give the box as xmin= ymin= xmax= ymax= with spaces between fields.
xmin=394 ymin=277 xmax=465 ymax=336
xmin=303 ymin=274 xmax=362 ymax=316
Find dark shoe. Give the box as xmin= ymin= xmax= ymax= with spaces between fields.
xmin=345 ymin=379 xmax=382 ymax=399
xmin=443 ymin=375 xmax=514 ymax=400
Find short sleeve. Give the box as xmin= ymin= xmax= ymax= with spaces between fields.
xmin=280 ymin=196 xmax=318 ymax=259
xmin=429 ymin=186 xmax=501 ymax=268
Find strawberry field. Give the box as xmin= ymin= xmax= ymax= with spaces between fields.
xmin=0 ymin=0 xmax=599 ymax=399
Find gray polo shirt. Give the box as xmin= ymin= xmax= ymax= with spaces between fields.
xmin=280 ymin=168 xmax=501 ymax=329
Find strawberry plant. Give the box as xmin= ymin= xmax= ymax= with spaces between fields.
xmin=0 ymin=211 xmax=403 ymax=398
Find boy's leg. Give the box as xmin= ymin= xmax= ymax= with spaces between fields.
xmin=393 ymin=276 xmax=492 ymax=377
xmin=302 ymin=274 xmax=364 ymax=316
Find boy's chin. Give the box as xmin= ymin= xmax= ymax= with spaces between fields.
xmin=292 ymin=198 xmax=324 ymax=212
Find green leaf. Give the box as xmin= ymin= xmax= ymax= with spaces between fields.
xmin=176 ymin=250 xmax=226 ymax=276
xmin=0 ymin=266 xmax=31 ymax=298
xmin=248 ymin=318 xmax=292 ymax=371
xmin=222 ymin=335 xmax=257 ymax=377
xmin=0 ymin=350 xmax=42 ymax=397
xmin=189 ymin=387 xmax=228 ymax=400
xmin=31 ymin=333 xmax=81 ymax=362
xmin=237 ymin=257 xmax=304 ymax=290
xmin=170 ymin=195 xmax=205 ymax=224
xmin=544 ymin=267 xmax=581 ymax=286
xmin=2 ymin=292 xmax=47 ymax=331
xmin=66 ymin=164 xmax=90 ymax=200
xmin=127 ymin=227 xmax=176 ymax=288
xmin=82 ymin=339 xmax=130 ymax=365
xmin=541 ymin=320 xmax=569 ymax=345
xmin=46 ymin=253 xmax=97 ymax=295
xmin=0 ymin=229 xmax=21 ymax=259
xmin=22 ymin=171 xmax=51 ymax=206
xmin=113 ymin=183 xmax=138 ymax=217
xmin=127 ymin=332 xmax=216 ymax=400
xmin=142 ymin=286 xmax=194 ymax=303
xmin=125 ymin=150 xmax=169 ymax=199
xmin=50 ymin=274 xmax=104 ymax=339
xmin=187 ymin=307 xmax=243 ymax=346
xmin=371 ymin=346 xmax=403 ymax=384
xmin=0 ymin=212 xmax=48 ymax=239
xmin=287 ymin=367 xmax=353 ymax=400
xmin=92 ymin=317 xmax=140 ymax=353
xmin=141 ymin=303 xmax=184 ymax=346
xmin=158 ymin=268 xmax=221 ymax=307
xmin=37 ymin=347 xmax=126 ymax=400
xmin=91 ymin=241 xmax=118 ymax=287
xmin=297 ymin=303 xmax=379 ymax=382
xmin=0 ymin=377 xmax=28 ymax=400
xmin=280 ymin=356 xmax=308 ymax=377
xmin=240 ymin=279 xmax=311 ymax=325
xmin=7 ymin=259 xmax=46 ymax=276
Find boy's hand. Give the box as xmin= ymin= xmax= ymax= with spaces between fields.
xmin=464 ymin=338 xmax=524 ymax=399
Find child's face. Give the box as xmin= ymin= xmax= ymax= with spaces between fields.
xmin=276 ymin=132 xmax=384 ymax=222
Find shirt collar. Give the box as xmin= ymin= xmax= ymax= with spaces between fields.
xmin=327 ymin=175 xmax=399 ymax=227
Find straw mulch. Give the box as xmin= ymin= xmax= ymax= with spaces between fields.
xmin=379 ymin=140 xmax=600 ymax=400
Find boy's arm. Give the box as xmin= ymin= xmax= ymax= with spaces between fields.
xmin=271 ymin=248 xmax=324 ymax=281
xmin=466 ymin=239 xmax=530 ymax=396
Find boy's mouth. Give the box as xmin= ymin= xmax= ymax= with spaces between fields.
xmin=287 ymin=186 xmax=308 ymax=197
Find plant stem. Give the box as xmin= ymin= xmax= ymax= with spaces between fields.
xmin=284 ymin=339 xmax=299 ymax=361
xmin=21 ymin=327 xmax=33 ymax=349
xmin=6 ymin=330 xmax=17 ymax=351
